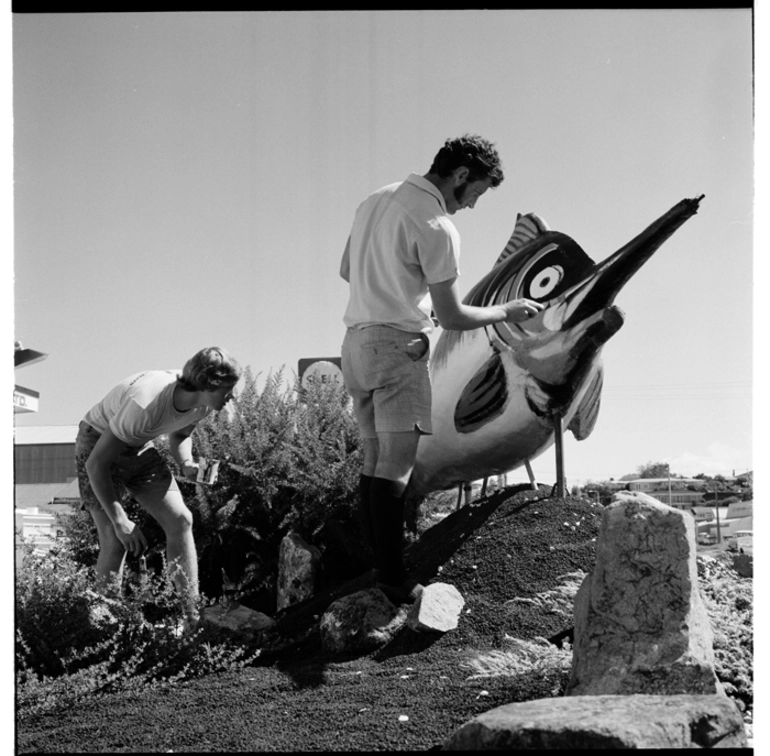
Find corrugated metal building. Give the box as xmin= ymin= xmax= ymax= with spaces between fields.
xmin=14 ymin=425 xmax=80 ymax=510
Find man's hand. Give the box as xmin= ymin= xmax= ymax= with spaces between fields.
xmin=113 ymin=517 xmax=148 ymax=556
xmin=502 ymin=298 xmax=544 ymax=323
xmin=180 ymin=461 xmax=200 ymax=482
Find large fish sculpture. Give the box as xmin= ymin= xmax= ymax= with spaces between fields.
xmin=410 ymin=195 xmax=704 ymax=495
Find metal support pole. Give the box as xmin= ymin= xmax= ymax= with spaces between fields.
xmin=553 ymin=415 xmax=565 ymax=498
xmin=524 ymin=460 xmax=538 ymax=491
xmin=456 ymin=483 xmax=463 ymax=511
xmin=481 ymin=477 xmax=488 ymax=497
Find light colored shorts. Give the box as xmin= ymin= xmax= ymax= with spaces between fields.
xmin=75 ymin=421 xmax=179 ymax=513
xmin=341 ymin=325 xmax=432 ymax=438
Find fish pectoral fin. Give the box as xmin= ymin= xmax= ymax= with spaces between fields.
xmin=454 ymin=351 xmax=508 ymax=433
xmin=567 ymin=367 xmax=604 ymax=440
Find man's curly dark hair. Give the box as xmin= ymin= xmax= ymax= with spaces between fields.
xmin=428 ymin=134 xmax=504 ymax=187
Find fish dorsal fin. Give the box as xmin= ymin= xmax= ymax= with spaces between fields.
xmin=494 ymin=212 xmax=550 ymax=267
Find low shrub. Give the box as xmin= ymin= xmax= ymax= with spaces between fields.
xmin=15 ymin=542 xmax=260 ymax=720
xmin=462 ymin=637 xmax=573 ymax=698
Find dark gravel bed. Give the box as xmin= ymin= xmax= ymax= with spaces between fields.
xmin=18 ymin=488 xmax=603 ymax=752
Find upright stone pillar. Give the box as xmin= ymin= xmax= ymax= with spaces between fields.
xmin=276 ymin=531 xmax=321 ymax=611
xmin=567 ymin=491 xmax=722 ymax=696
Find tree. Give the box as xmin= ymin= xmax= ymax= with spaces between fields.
xmin=582 ymin=480 xmax=624 ymax=506
xmin=636 ymin=461 xmax=671 ymax=479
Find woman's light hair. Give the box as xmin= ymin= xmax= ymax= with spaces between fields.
xmin=178 ymin=347 xmax=242 ymax=392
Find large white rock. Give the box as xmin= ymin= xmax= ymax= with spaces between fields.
xmin=443 ymin=694 xmax=747 ymax=749
xmin=567 ymin=490 xmax=722 ymax=696
xmin=406 ymin=582 xmax=464 ymax=633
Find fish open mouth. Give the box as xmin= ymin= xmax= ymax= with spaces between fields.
xmin=562 ymin=195 xmax=704 ymax=330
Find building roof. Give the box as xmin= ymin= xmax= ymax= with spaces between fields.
xmin=14 ymin=425 xmax=79 ymax=445
xmin=625 ymin=478 xmax=703 ymax=485
xmin=15 ymin=482 xmax=78 ymax=508
xmin=52 ymin=479 xmax=81 ymax=499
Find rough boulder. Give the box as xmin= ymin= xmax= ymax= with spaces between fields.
xmin=320 ymin=588 xmax=407 ymax=654
xmin=276 ymin=531 xmax=322 ymax=611
xmin=443 ymin=694 xmax=747 ymax=749
xmin=567 ymin=490 xmax=723 ymax=696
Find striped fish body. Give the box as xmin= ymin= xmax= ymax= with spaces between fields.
xmin=410 ymin=196 xmax=704 ymax=495
xmin=417 ymin=327 xmax=568 ymax=488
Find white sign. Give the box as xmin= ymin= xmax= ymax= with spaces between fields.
xmin=726 ymin=501 xmax=752 ymax=519
xmin=13 ymin=386 xmax=39 ymax=414
xmin=300 ymin=359 xmax=343 ymax=390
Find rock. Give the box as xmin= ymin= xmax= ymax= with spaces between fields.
xmin=85 ymin=591 xmax=121 ymax=630
xmin=276 ymin=532 xmax=322 ymax=611
xmin=567 ymin=491 xmax=722 ymax=696
xmin=732 ymin=552 xmax=753 ymax=578
xmin=442 ymin=694 xmax=747 ymax=749
xmin=319 ymin=588 xmax=407 ymax=654
xmin=203 ymin=602 xmax=275 ymax=633
xmin=406 ymin=582 xmax=464 ymax=633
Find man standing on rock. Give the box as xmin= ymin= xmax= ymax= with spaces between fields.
xmin=340 ymin=134 xmax=543 ymax=604
xmin=76 ymin=346 xmax=243 ymax=632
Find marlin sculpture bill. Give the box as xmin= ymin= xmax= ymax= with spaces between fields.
xmin=409 ymin=195 xmax=705 ymax=495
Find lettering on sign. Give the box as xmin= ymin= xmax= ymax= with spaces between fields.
xmin=13 ymin=388 xmax=39 ymax=413
xmin=298 ymin=358 xmax=343 ymax=391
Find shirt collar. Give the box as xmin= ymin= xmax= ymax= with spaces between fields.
xmin=404 ymin=173 xmax=447 ymax=213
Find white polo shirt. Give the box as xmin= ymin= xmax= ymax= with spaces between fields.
xmin=341 ymin=173 xmax=461 ymax=333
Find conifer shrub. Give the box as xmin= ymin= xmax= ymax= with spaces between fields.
xmin=162 ymin=367 xmax=365 ymax=614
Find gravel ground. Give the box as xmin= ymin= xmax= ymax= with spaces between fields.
xmin=16 ymin=487 xmax=735 ymax=752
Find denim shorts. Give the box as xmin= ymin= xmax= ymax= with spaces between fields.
xmin=341 ymin=325 xmax=432 ymax=437
xmin=75 ymin=421 xmax=179 ymax=512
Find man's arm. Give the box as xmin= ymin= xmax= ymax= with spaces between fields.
xmin=168 ymin=423 xmax=200 ymax=481
xmin=428 ymin=277 xmax=543 ymax=331
xmin=340 ymin=236 xmax=351 ymax=283
xmin=85 ymin=429 xmax=148 ymax=555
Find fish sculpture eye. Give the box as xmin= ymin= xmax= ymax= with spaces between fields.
xmin=528 ymin=264 xmax=564 ymax=299
xmin=508 ymin=239 xmax=594 ymax=305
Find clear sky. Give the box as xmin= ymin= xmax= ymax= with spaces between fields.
xmin=10 ymin=9 xmax=755 ymax=487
